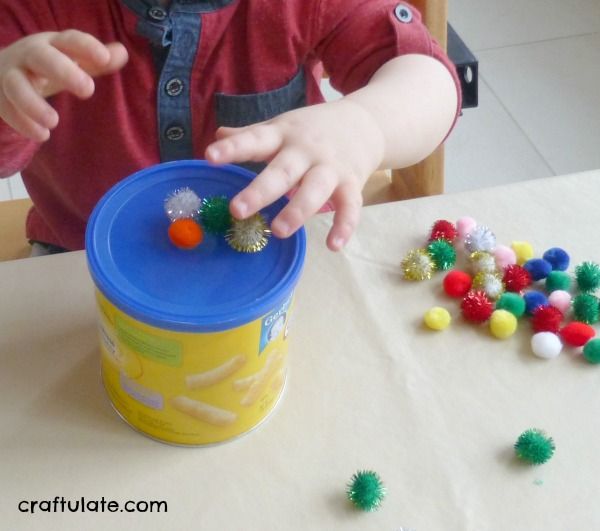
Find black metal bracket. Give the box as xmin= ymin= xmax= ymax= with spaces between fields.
xmin=447 ymin=23 xmax=478 ymax=109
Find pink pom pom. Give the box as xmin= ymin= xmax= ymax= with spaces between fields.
xmin=456 ymin=216 xmax=477 ymax=240
xmin=548 ymin=290 xmax=571 ymax=314
xmin=494 ymin=245 xmax=517 ymax=270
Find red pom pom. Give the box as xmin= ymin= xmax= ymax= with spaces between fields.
xmin=531 ymin=306 xmax=563 ymax=333
xmin=430 ymin=219 xmax=458 ymax=243
xmin=443 ymin=270 xmax=473 ymax=298
xmin=503 ymin=264 xmax=532 ymax=292
xmin=461 ymin=290 xmax=494 ymax=322
xmin=560 ymin=322 xmax=595 ymax=347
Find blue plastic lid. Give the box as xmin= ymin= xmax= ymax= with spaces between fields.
xmin=86 ymin=160 xmax=306 ymax=332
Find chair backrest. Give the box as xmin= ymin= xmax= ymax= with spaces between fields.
xmin=390 ymin=0 xmax=447 ymax=200
xmin=0 ymin=198 xmax=33 ymax=261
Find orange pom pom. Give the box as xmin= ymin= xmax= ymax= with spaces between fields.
xmin=168 ymin=218 xmax=204 ymax=249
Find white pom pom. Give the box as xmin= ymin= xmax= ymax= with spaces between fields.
xmin=531 ymin=332 xmax=563 ymax=359
xmin=164 ymin=187 xmax=201 ymax=221
xmin=464 ymin=225 xmax=496 ymax=253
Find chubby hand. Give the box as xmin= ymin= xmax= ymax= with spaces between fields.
xmin=205 ymin=99 xmax=384 ymax=251
xmin=0 ymin=30 xmax=128 ymax=142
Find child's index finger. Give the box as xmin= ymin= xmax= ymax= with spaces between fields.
xmin=50 ymin=30 xmax=111 ymax=69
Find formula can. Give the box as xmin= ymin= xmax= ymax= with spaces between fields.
xmin=86 ymin=160 xmax=306 ymax=445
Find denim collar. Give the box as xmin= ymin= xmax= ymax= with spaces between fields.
xmin=121 ymin=0 xmax=236 ymax=16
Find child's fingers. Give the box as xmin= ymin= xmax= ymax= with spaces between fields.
xmin=3 ymin=68 xmax=59 ymax=129
xmin=214 ymin=125 xmax=249 ymax=140
xmin=229 ymin=149 xmax=311 ymax=219
xmin=326 ymin=184 xmax=363 ymax=251
xmin=206 ymin=124 xmax=282 ymax=164
xmin=50 ymin=30 xmax=111 ymax=69
xmin=270 ymin=165 xmax=338 ymax=238
xmin=0 ymin=96 xmax=49 ymax=141
xmin=24 ymin=44 xmax=94 ymax=99
xmin=72 ymin=42 xmax=129 ymax=77
xmin=99 ymin=42 xmax=129 ymax=75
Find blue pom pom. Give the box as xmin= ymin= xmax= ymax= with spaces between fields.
xmin=523 ymin=258 xmax=553 ymax=281
xmin=543 ymin=248 xmax=570 ymax=271
xmin=524 ymin=291 xmax=549 ymax=315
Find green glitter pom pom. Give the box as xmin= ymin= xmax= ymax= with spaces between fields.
xmin=545 ymin=271 xmax=571 ymax=293
xmin=198 ymin=196 xmax=232 ymax=235
xmin=572 ymin=293 xmax=600 ymax=324
xmin=346 ymin=470 xmax=386 ymax=512
xmin=496 ymin=292 xmax=526 ymax=317
xmin=575 ymin=261 xmax=600 ymax=292
xmin=583 ymin=338 xmax=600 ymax=364
xmin=514 ymin=429 xmax=555 ymax=465
xmin=426 ymin=239 xmax=456 ymax=271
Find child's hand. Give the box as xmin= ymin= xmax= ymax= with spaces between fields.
xmin=205 ymin=99 xmax=384 ymax=251
xmin=0 ymin=30 xmax=128 ymax=142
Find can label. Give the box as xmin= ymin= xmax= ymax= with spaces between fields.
xmin=97 ymin=291 xmax=292 ymax=445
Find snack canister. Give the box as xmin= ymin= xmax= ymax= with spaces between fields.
xmin=86 ymin=160 xmax=306 ymax=446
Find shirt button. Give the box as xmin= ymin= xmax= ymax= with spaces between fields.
xmin=394 ymin=4 xmax=413 ymax=23
xmin=165 ymin=78 xmax=184 ymax=97
xmin=165 ymin=126 xmax=185 ymax=141
xmin=148 ymin=6 xmax=167 ymax=21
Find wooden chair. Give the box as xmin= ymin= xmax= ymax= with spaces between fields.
xmin=0 ymin=197 xmax=33 ymax=261
xmin=363 ymin=0 xmax=448 ymax=205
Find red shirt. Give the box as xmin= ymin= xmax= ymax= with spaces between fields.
xmin=0 ymin=0 xmax=460 ymax=250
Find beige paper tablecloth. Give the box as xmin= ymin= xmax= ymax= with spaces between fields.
xmin=2 ymin=170 xmax=600 ymax=530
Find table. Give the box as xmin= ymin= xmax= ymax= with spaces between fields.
xmin=2 ymin=170 xmax=600 ymax=530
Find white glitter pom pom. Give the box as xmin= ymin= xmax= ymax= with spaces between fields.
xmin=531 ymin=332 xmax=563 ymax=359
xmin=470 ymin=251 xmax=497 ymax=275
xmin=164 ymin=187 xmax=201 ymax=221
xmin=464 ymin=225 xmax=496 ymax=253
xmin=472 ymin=271 xmax=504 ymax=300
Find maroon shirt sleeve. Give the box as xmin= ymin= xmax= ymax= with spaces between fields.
xmin=313 ymin=0 xmax=461 ymax=112
xmin=0 ymin=0 xmax=59 ymax=178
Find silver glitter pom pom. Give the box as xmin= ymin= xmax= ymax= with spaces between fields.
xmin=464 ymin=225 xmax=496 ymax=253
xmin=164 ymin=187 xmax=201 ymax=221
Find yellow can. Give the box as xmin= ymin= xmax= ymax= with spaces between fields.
xmin=86 ymin=161 xmax=306 ymax=445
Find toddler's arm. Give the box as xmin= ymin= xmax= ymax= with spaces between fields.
xmin=0 ymin=30 xmax=127 ymax=142
xmin=205 ymin=53 xmax=458 ymax=251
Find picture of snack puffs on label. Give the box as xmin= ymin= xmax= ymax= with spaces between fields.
xmin=185 ymin=354 xmax=246 ymax=390
xmin=259 ymin=294 xmax=293 ymax=353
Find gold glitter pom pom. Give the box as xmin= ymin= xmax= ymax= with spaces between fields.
xmin=401 ymin=248 xmax=435 ymax=281
xmin=225 ymin=213 xmax=271 ymax=253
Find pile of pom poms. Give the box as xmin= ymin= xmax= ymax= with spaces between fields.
xmin=164 ymin=187 xmax=271 ymax=253
xmin=403 ymin=216 xmax=600 ymax=363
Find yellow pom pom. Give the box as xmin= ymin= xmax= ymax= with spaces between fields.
xmin=424 ymin=307 xmax=451 ymax=330
xmin=511 ymin=241 xmax=534 ymax=266
xmin=489 ymin=309 xmax=518 ymax=339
